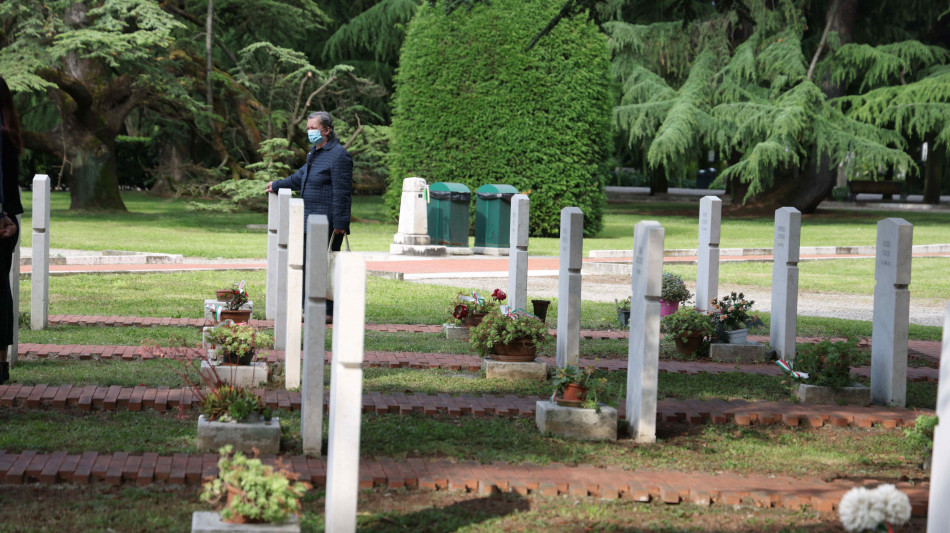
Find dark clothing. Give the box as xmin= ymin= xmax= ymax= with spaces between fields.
xmin=0 ymin=129 xmax=21 ymax=346
xmin=270 ymin=138 xmax=353 ymax=233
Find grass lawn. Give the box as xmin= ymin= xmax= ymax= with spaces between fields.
xmin=17 ymin=191 xmax=950 ymax=257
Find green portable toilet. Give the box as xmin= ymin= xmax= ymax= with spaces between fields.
xmin=426 ymin=182 xmax=471 ymax=248
xmin=474 ymin=184 xmax=519 ymax=251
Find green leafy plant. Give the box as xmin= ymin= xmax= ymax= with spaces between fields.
xmin=661 ymin=272 xmax=692 ymax=304
xmin=450 ymin=289 xmax=506 ymax=326
xmin=615 ymin=296 xmax=631 ymax=312
xmin=661 ymin=307 xmax=716 ymax=343
xmin=222 ymin=282 xmax=250 ymax=311
xmin=200 ymin=385 xmax=272 ymax=422
xmin=904 ymin=414 xmax=938 ymax=457
xmin=550 ymin=365 xmax=608 ymax=409
xmin=709 ymin=292 xmax=756 ymax=331
xmin=208 ymin=323 xmax=273 ymax=365
xmin=200 ymin=445 xmax=306 ymax=524
xmin=469 ymin=308 xmax=548 ymax=357
xmin=794 ymin=339 xmax=858 ymax=390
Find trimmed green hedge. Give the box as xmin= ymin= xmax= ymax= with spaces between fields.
xmin=388 ymin=0 xmax=610 ymax=237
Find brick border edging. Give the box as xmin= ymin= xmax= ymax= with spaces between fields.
xmin=16 ymin=343 xmax=940 ymax=382
xmin=0 ymin=450 xmax=929 ymax=515
xmin=0 ymin=384 xmax=928 ymax=429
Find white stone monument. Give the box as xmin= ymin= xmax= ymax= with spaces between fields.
xmin=871 ymin=218 xmax=913 ymax=407
xmin=324 ymin=253 xmax=366 ymax=533
xmin=507 ymin=194 xmax=530 ymax=312
xmin=626 ymin=221 xmax=665 ymax=444
xmin=284 ymin=198 xmax=304 ymax=389
xmin=390 ymin=177 xmax=445 ymax=256
xmin=769 ymin=207 xmax=801 ymax=361
xmin=265 ymin=192 xmax=279 ymax=320
xmin=31 ymin=175 xmax=50 ymax=330
xmin=695 ymin=196 xmax=721 ymax=313
xmin=302 ymin=215 xmax=329 ymax=456
xmin=926 ymin=301 xmax=950 ymax=532
xmin=274 ymin=189 xmax=291 ymax=350
xmin=556 ymin=207 xmax=583 ymax=369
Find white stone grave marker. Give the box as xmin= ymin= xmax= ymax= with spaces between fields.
xmin=626 ymin=221 xmax=664 ymax=443
xmin=556 ymin=207 xmax=583 ymax=368
xmin=926 ymin=301 xmax=950 ymax=532
xmin=31 ymin=175 xmax=50 ymax=330
xmin=695 ymin=196 xmax=721 ymax=313
xmin=871 ymin=218 xmax=913 ymax=407
xmin=274 ymin=189 xmax=291 ymax=350
xmin=266 ymin=192 xmax=279 ymax=320
xmin=324 ymin=253 xmax=366 ymax=533
xmin=507 ymin=194 xmax=530 ymax=312
xmin=769 ymin=207 xmax=801 ymax=360
xmin=302 ymin=215 xmax=329 ymax=456
xmin=284 ymin=198 xmax=304 ymax=389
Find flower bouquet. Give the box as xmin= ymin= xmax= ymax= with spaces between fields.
xmin=838 ymin=484 xmax=911 ymax=532
xmin=450 ymin=289 xmax=506 ymax=327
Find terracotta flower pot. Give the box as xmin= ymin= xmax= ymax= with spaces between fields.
xmin=222 ymin=486 xmax=266 ymax=524
xmin=215 ymin=289 xmax=232 ymax=301
xmin=556 ymin=383 xmax=588 ymax=406
xmin=491 ymin=337 xmax=537 ymax=362
xmin=673 ymin=332 xmax=704 ymax=355
xmin=464 ymin=312 xmax=487 ymax=327
xmin=218 ymin=309 xmax=252 ymax=323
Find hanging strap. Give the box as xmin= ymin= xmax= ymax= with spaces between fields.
xmin=328 ymin=234 xmax=351 ymax=253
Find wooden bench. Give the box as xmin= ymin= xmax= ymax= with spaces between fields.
xmin=848 ymin=180 xmax=904 ymax=201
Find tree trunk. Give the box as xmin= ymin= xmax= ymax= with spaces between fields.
xmin=67 ymin=134 xmax=125 ymax=210
xmin=923 ymin=142 xmax=945 ymax=204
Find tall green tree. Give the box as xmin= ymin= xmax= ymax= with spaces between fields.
xmin=0 ymin=0 xmax=202 ymax=210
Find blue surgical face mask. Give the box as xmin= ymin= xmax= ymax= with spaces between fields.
xmin=308 ymin=129 xmax=323 ymax=144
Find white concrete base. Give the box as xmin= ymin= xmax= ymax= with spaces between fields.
xmin=443 ymin=323 xmax=470 ymax=340
xmin=709 ymin=341 xmax=770 ymax=364
xmin=200 ymin=361 xmax=269 ymax=388
xmin=392 ymin=233 xmax=431 ymax=245
xmin=389 ymin=244 xmax=447 ymax=256
xmin=535 ymin=400 xmax=617 ymax=441
xmin=483 ymin=358 xmax=547 ymax=381
xmin=472 ymin=246 xmax=509 ymax=256
xmin=191 ymin=512 xmax=300 ymax=532
xmin=446 ymin=246 xmax=474 ymax=255
xmin=204 ymin=300 xmax=253 ymax=320
xmin=798 ymin=384 xmax=871 ymax=406
xmin=197 ymin=415 xmax=280 ymax=454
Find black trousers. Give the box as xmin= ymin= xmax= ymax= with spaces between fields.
xmin=0 ymin=218 xmax=19 ymax=346
xmin=302 ymin=229 xmax=345 ymax=316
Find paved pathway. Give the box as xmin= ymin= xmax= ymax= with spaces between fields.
xmin=0 ymin=449 xmax=929 ymax=516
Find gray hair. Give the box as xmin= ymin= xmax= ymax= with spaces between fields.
xmin=307 ymin=111 xmax=336 ymax=142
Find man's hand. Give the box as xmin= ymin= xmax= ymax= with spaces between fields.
xmin=333 ymin=228 xmax=345 ymax=235
xmin=0 ymin=216 xmax=16 ymax=239
xmin=265 ymin=181 xmax=274 ymax=193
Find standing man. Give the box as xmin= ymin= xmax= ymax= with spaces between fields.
xmin=267 ymin=111 xmax=352 ymax=324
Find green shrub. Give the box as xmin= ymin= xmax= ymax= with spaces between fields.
xmin=794 ymin=339 xmax=858 ymax=390
xmin=904 ymin=414 xmax=938 ymax=456
xmin=389 ymin=0 xmax=611 ymax=236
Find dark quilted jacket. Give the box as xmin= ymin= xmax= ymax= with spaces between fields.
xmin=271 ymin=138 xmax=353 ymax=232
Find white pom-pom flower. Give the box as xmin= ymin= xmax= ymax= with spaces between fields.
xmin=874 ymin=484 xmax=912 ymax=525
xmin=839 ymin=486 xmax=877 ymax=532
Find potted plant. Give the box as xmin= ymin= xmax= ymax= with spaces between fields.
xmin=550 ymin=365 xmax=608 ymax=409
xmin=206 ymin=323 xmax=272 ymax=366
xmin=792 ymin=339 xmax=869 ymax=406
xmin=709 ymin=292 xmax=755 ymax=343
xmin=199 ymin=445 xmax=306 ymax=526
xmin=615 ymin=296 xmax=631 ymax=327
xmin=660 ymin=307 xmax=716 ymax=355
xmin=470 ymin=306 xmax=548 ymax=361
xmin=197 ymin=384 xmax=281 ymax=454
xmin=660 ymin=272 xmax=692 ymax=316
xmin=449 ymin=289 xmax=505 ymax=329
xmin=213 ymin=281 xmax=251 ymax=323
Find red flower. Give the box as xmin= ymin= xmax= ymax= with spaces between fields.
xmin=453 ymin=304 xmax=469 ymax=319
xmin=492 ymin=289 xmax=507 ymax=301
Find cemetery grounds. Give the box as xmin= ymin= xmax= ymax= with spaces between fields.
xmin=0 ymin=192 xmax=947 ymax=532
